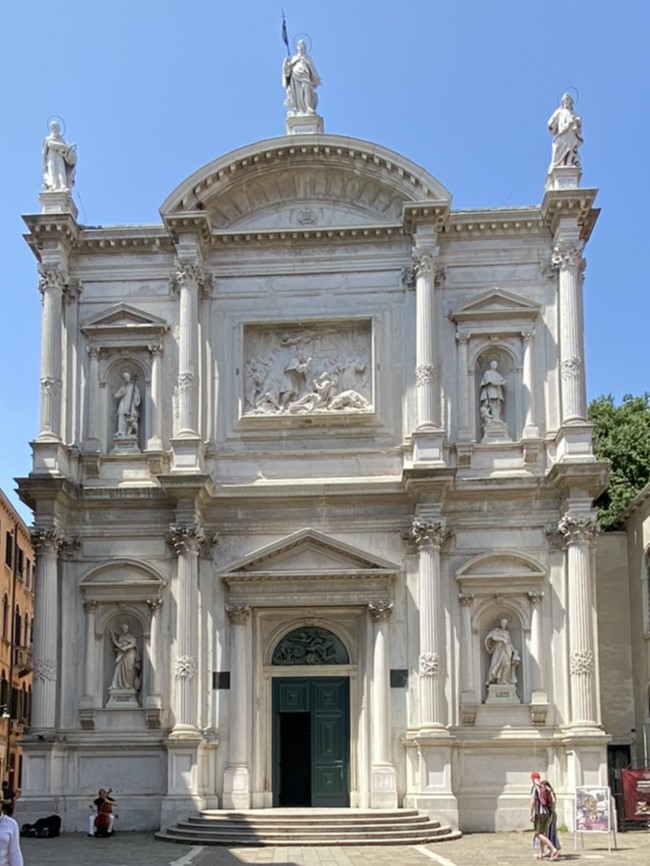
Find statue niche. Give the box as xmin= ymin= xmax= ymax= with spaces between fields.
xmin=476 ymin=351 xmax=514 ymax=443
xmin=105 ymin=617 xmax=142 ymax=708
xmin=483 ymin=613 xmax=522 ymax=705
xmin=244 ymin=323 xmax=372 ymax=417
xmin=110 ymin=362 xmax=144 ymax=452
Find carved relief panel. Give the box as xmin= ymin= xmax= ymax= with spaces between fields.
xmin=242 ymin=321 xmax=373 ymax=417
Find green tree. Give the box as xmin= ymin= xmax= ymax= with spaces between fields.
xmin=588 ymin=393 xmax=650 ymax=528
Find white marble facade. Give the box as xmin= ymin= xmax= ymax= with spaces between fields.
xmin=18 ymin=121 xmax=610 ymax=833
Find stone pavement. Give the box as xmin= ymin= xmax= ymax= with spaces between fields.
xmin=19 ymin=829 xmax=650 ymax=866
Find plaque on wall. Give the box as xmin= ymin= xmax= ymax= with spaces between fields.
xmin=243 ymin=322 xmax=373 ymax=417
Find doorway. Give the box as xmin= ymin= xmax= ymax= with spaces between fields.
xmin=273 ymin=677 xmax=349 ymax=807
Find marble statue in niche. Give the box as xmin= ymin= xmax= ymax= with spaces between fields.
xmin=547 ymin=93 xmax=583 ymax=171
xmin=112 ymin=366 xmax=142 ymax=452
xmin=244 ymin=324 xmax=372 ymax=416
xmin=42 ymin=120 xmax=77 ymax=191
xmin=479 ymin=360 xmax=506 ymax=423
xmin=485 ymin=616 xmax=520 ymax=686
xmin=477 ymin=354 xmax=512 ymax=443
xmin=107 ymin=621 xmax=141 ymax=707
xmin=283 ymin=39 xmax=321 ymax=116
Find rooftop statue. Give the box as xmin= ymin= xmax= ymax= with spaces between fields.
xmin=547 ymin=93 xmax=583 ymax=171
xmin=283 ymin=39 xmax=321 ymax=116
xmin=42 ymin=120 xmax=77 ymax=191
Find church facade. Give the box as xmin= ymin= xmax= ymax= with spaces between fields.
xmin=18 ymin=91 xmax=610 ymax=833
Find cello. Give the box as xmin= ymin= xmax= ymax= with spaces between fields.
xmin=94 ymin=788 xmax=113 ymax=837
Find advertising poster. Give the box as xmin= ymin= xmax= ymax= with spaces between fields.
xmin=575 ymin=787 xmax=611 ymax=833
xmin=620 ymin=769 xmax=650 ymax=822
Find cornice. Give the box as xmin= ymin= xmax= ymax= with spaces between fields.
xmin=445 ymin=208 xmax=546 ymax=238
xmin=209 ymin=224 xmax=404 ymax=246
xmin=23 ymin=212 xmax=80 ymax=258
xmin=540 ymin=188 xmax=600 ymax=241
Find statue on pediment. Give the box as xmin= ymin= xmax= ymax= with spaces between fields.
xmin=283 ymin=39 xmax=321 ymax=115
xmin=42 ymin=120 xmax=77 ymax=191
xmin=547 ymin=93 xmax=583 ymax=171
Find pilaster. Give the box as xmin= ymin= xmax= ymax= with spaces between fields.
xmin=223 ymin=603 xmax=252 ymax=809
xmin=367 ymin=601 xmax=397 ymax=807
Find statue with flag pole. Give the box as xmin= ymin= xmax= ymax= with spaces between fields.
xmin=281 ymin=14 xmax=321 ymax=119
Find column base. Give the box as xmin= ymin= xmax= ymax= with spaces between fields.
xmin=412 ymin=428 xmax=446 ymax=465
xmin=223 ymin=766 xmax=251 ymax=809
xmin=554 ymin=422 xmax=595 ymax=462
xmin=403 ymin=729 xmax=458 ymax=828
xmin=370 ymin=763 xmax=398 ymax=808
xmin=31 ymin=439 xmax=71 ymax=476
xmin=170 ymin=436 xmax=204 ymax=473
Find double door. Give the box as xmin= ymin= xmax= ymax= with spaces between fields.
xmin=272 ymin=677 xmax=349 ymax=807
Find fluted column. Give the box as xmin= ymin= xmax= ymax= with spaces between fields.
xmin=30 ymin=528 xmax=64 ymax=731
xmin=86 ymin=346 xmax=101 ymax=445
xmin=224 ymin=604 xmax=251 ymax=808
xmin=521 ymin=330 xmax=539 ymax=437
xmin=168 ymin=524 xmax=203 ymax=733
xmin=456 ymin=332 xmax=470 ymax=439
xmin=147 ymin=343 xmax=163 ymax=449
xmin=412 ymin=518 xmax=449 ymax=729
xmin=368 ymin=601 xmax=397 ymax=807
xmin=553 ymin=240 xmax=587 ymax=423
xmin=147 ymin=598 xmax=163 ymax=702
xmin=558 ymin=514 xmax=600 ymax=727
xmin=413 ymin=246 xmax=439 ymax=430
xmin=173 ymin=259 xmax=203 ymax=438
xmin=37 ymin=264 xmax=67 ymax=440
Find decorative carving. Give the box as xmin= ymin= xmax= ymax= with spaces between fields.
xmin=368 ymin=601 xmax=393 ymax=622
xmin=419 ymin=651 xmax=440 ymax=676
xmin=551 ymin=241 xmax=585 ymax=272
xmin=167 ymin=524 xmax=206 ymax=554
xmin=412 ymin=248 xmax=435 ymax=279
xmin=87 ymin=346 xmax=101 ymax=361
xmin=147 ymin=598 xmax=163 ymax=613
xmin=528 ymin=592 xmax=544 ymax=606
xmin=108 ymin=622 xmax=141 ymax=694
xmin=226 ymin=603 xmax=251 ymax=624
xmin=30 ymin=527 xmax=65 ymax=554
xmin=561 ymin=356 xmax=583 ymax=380
xmin=521 ymin=331 xmax=535 ymax=346
xmin=33 ymin=658 xmax=57 ymax=682
xmin=434 ymin=266 xmax=447 ymax=289
xmin=415 ymin=364 xmax=437 ymax=387
xmin=174 ymin=655 xmax=197 ymax=679
xmin=411 ymin=518 xmax=451 ymax=550
xmin=272 ymin=627 xmax=348 ymax=665
xmin=40 ymin=376 xmax=57 ymax=395
xmin=172 ymin=258 xmax=212 ymax=294
xmin=283 ymin=38 xmax=321 ymax=117
xmin=296 ymin=208 xmax=318 ymax=226
xmin=455 ymin=332 xmax=469 ymax=347
xmin=244 ymin=323 xmax=372 ymax=416
xmin=83 ymin=601 xmax=98 ymax=614
xmin=458 ymin=594 xmax=474 ymax=607
xmin=37 ymin=263 xmax=69 ymax=293
xmin=401 ymin=265 xmax=416 ymax=290
xmin=570 ymin=649 xmax=594 ymax=676
xmin=177 ymin=371 xmax=195 ymax=392
xmin=148 ymin=343 xmax=162 ymax=357
xmin=557 ymin=514 xmax=600 ymax=545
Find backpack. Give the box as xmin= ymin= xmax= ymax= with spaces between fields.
xmin=538 ymin=781 xmax=554 ymax=811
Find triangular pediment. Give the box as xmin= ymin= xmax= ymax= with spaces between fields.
xmin=82 ymin=303 xmax=169 ymax=332
xmin=450 ymin=289 xmax=540 ymax=324
xmin=221 ymin=528 xmax=400 ymax=584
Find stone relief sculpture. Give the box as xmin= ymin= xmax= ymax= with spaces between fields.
xmin=485 ymin=616 xmax=520 ymax=686
xmin=547 ymin=93 xmax=583 ymax=171
xmin=479 ymin=359 xmax=506 ymax=424
xmin=42 ymin=120 xmax=77 ymax=191
xmin=114 ymin=370 xmax=141 ymax=437
xmin=109 ymin=622 xmax=141 ymax=695
xmin=283 ymin=39 xmax=321 ymax=115
xmin=244 ymin=324 xmax=372 ymax=416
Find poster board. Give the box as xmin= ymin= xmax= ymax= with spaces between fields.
xmin=575 ymin=786 xmax=611 ymax=833
xmin=620 ymin=769 xmax=650 ymax=823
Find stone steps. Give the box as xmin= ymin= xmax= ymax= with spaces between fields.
xmin=156 ymin=808 xmax=462 ymax=846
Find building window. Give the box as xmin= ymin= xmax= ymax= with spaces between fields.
xmin=23 ymin=614 xmax=28 ymax=648
xmin=0 ymin=674 xmax=7 ymax=714
xmin=4 ymin=532 xmax=11 ymax=569
xmin=13 ymin=606 xmax=20 ymax=647
xmin=2 ymin=594 xmax=7 ymax=640
xmin=16 ymin=548 xmax=23 ymax=579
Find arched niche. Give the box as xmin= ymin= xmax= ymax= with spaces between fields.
xmin=105 ymin=358 xmax=146 ymax=451
xmin=103 ymin=613 xmax=144 ymax=707
xmin=271 ymin=626 xmax=349 ymax=666
xmin=477 ymin=604 xmax=525 ymax=704
xmin=474 ymin=346 xmax=516 ymax=442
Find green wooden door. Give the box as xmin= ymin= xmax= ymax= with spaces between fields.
xmin=273 ymin=677 xmax=349 ymax=807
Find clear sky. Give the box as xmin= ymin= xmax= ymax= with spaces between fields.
xmin=1 ymin=1 xmax=648 ymax=520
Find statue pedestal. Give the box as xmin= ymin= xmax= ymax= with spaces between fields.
xmin=485 ymin=683 xmax=520 ymax=705
xmin=481 ymin=420 xmax=511 ymax=444
xmin=39 ymin=190 xmax=78 ymax=218
xmin=112 ymin=434 xmax=140 ymax=454
xmin=546 ymin=165 xmax=582 ymax=191
xmin=285 ymin=113 xmax=324 ymax=135
xmin=107 ymin=688 xmax=139 ymax=708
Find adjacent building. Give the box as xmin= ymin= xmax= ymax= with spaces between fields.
xmin=0 ymin=490 xmax=34 ymax=791
xmin=17 ymin=78 xmax=612 ymax=833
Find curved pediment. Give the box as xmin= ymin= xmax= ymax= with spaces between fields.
xmin=161 ymin=134 xmax=451 ymax=230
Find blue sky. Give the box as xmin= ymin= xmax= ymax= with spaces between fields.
xmin=1 ymin=1 xmax=648 ymax=519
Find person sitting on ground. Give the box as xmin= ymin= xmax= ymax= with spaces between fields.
xmin=88 ymin=788 xmax=117 ymax=837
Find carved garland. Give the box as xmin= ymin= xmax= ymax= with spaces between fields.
xmin=570 ymin=649 xmax=594 ymax=676
xmin=419 ymin=651 xmax=440 ymax=677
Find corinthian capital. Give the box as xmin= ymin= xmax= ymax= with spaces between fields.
xmin=37 ymin=263 xmax=69 ymax=293
xmin=557 ymin=514 xmax=600 ymax=546
xmin=226 ymin=603 xmax=251 ymax=624
xmin=410 ymin=517 xmax=451 ymax=550
xmin=172 ymin=257 xmax=212 ymax=294
xmin=368 ymin=601 xmax=393 ymax=622
xmin=412 ymin=248 xmax=436 ymax=279
xmin=30 ymin=526 xmax=66 ymax=554
xmin=551 ymin=241 xmax=586 ymax=273
xmin=167 ymin=523 xmax=206 ymax=554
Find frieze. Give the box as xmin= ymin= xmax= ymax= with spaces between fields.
xmin=244 ymin=323 xmax=372 ymax=416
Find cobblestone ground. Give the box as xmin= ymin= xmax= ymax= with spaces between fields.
xmin=20 ymin=829 xmax=650 ymax=866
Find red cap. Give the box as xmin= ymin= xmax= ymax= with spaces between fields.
xmin=530 ymin=771 xmax=541 ymax=780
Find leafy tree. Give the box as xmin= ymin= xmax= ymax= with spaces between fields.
xmin=588 ymin=393 xmax=650 ymax=529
